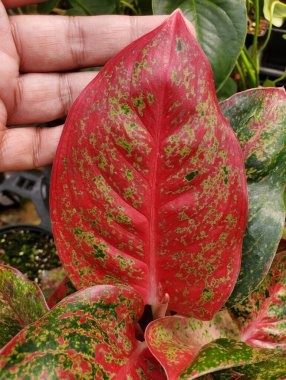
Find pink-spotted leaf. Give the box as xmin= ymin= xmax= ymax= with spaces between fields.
xmin=221 ymin=88 xmax=286 ymax=305
xmin=231 ymin=251 xmax=286 ymax=350
xmin=145 ymin=311 xmax=280 ymax=380
xmin=0 ymin=285 xmax=165 ymax=379
xmin=51 ymin=10 xmax=247 ymax=319
xmin=0 ymin=265 xmax=49 ymax=349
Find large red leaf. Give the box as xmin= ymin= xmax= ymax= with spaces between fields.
xmin=0 ymin=285 xmax=165 ymax=379
xmin=51 ymin=10 xmax=247 ymax=318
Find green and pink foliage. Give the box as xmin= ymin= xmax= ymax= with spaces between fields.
xmin=232 ymin=251 xmax=286 ymax=350
xmin=145 ymin=310 xmax=280 ymax=379
xmin=221 ymin=88 xmax=286 ymax=305
xmin=0 ymin=265 xmax=48 ymax=348
xmin=0 ymin=10 xmax=285 ymax=380
xmin=0 ymin=285 xmax=164 ymax=379
xmin=51 ymin=10 xmax=247 ymax=319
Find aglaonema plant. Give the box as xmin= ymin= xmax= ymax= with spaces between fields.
xmin=0 ymin=10 xmax=286 ymax=380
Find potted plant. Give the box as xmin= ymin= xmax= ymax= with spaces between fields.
xmin=0 ymin=3 xmax=285 ymax=380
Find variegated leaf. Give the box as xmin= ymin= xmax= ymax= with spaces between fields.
xmin=145 ymin=310 xmax=239 ymax=379
xmin=145 ymin=311 xmax=279 ymax=380
xmin=51 ymin=10 xmax=247 ymax=319
xmin=231 ymin=251 xmax=286 ymax=350
xmin=212 ymin=353 xmax=286 ymax=379
xmin=221 ymin=88 xmax=286 ymax=305
xmin=0 ymin=265 xmax=49 ymax=348
xmin=0 ymin=285 xmax=165 ymax=379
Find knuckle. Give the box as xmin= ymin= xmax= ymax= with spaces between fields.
xmin=59 ymin=73 xmax=73 ymax=115
xmin=32 ymin=127 xmax=41 ymax=169
xmin=67 ymin=16 xmax=85 ymax=67
xmin=0 ymin=131 xmax=7 ymax=170
xmin=13 ymin=76 xmax=24 ymax=116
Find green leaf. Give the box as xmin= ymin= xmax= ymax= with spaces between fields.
xmin=231 ymin=251 xmax=286 ymax=349
xmin=137 ymin=0 xmax=153 ymax=14
xmin=263 ymin=78 xmax=276 ymax=87
xmin=212 ymin=353 xmax=286 ymax=379
xmin=145 ymin=310 xmax=280 ymax=379
xmin=217 ymin=77 xmax=238 ymax=101
xmin=66 ymin=6 xmax=87 ymax=15
xmin=0 ymin=285 xmax=164 ymax=379
xmin=152 ymin=0 xmax=247 ymax=91
xmin=178 ymin=340 xmax=280 ymax=380
xmin=69 ymin=0 xmax=117 ymax=15
xmin=263 ymin=0 xmax=286 ymax=28
xmin=220 ymin=88 xmax=286 ymax=305
xmin=0 ymin=265 xmax=49 ymax=349
xmin=37 ymin=0 xmax=59 ymax=14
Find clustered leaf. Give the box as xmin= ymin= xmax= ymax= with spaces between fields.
xmin=1 ymin=10 xmax=285 ymax=380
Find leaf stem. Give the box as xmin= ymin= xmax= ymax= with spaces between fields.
xmin=235 ymin=61 xmax=247 ymax=90
xmin=240 ymin=48 xmax=257 ymax=87
xmin=273 ymin=70 xmax=286 ymax=84
xmin=260 ymin=1 xmax=281 ymax=52
xmin=152 ymin=293 xmax=170 ymax=320
xmin=251 ymin=0 xmax=260 ymax=82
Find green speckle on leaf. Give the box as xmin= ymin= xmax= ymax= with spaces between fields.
xmin=185 ymin=171 xmax=199 ymax=181
xmin=126 ymin=170 xmax=133 ymax=181
xmin=177 ymin=39 xmax=182 ymax=51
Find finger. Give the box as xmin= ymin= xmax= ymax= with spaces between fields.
xmin=8 ymin=71 xmax=97 ymax=124
xmin=0 ymin=1 xmax=18 ymax=62
xmin=2 ymin=0 xmax=45 ymax=8
xmin=0 ymin=124 xmax=63 ymax=171
xmin=11 ymin=15 xmax=169 ymax=72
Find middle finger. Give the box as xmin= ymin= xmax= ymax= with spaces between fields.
xmin=10 ymin=15 xmax=167 ymax=73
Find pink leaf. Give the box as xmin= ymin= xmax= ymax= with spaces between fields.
xmin=145 ymin=311 xmax=279 ymax=379
xmin=51 ymin=10 xmax=247 ymax=318
xmin=232 ymin=251 xmax=286 ymax=349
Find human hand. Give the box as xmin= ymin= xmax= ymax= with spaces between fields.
xmin=0 ymin=0 xmax=168 ymax=171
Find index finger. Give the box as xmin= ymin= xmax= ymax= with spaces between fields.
xmin=10 ymin=15 xmax=169 ymax=73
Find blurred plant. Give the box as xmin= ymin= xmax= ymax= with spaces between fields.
xmin=233 ymin=0 xmax=286 ymax=93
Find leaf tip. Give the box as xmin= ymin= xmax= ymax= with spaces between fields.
xmin=167 ymin=8 xmax=196 ymax=37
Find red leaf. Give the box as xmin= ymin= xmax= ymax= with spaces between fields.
xmin=51 ymin=10 xmax=247 ymax=318
xmin=47 ymin=275 xmax=76 ymax=308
